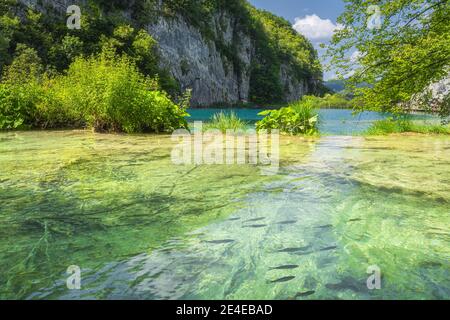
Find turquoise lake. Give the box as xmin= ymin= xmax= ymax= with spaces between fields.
xmin=187 ymin=108 xmax=436 ymax=135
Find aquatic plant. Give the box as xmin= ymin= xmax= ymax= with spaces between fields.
xmin=366 ymin=118 xmax=450 ymax=135
xmin=203 ymin=111 xmax=248 ymax=133
xmin=256 ymin=97 xmax=319 ymax=135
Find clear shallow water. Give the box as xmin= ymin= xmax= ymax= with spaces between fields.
xmin=0 ymin=131 xmax=449 ymax=299
xmin=187 ymin=108 xmax=436 ymax=135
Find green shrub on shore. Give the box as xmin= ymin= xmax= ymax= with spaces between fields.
xmin=366 ymin=119 xmax=450 ymax=135
xmin=0 ymin=45 xmax=45 ymax=129
xmin=203 ymin=111 xmax=248 ymax=133
xmin=0 ymin=48 xmax=189 ymax=133
xmin=256 ymin=97 xmax=319 ymax=135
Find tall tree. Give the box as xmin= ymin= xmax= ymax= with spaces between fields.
xmin=328 ymin=0 xmax=450 ymax=118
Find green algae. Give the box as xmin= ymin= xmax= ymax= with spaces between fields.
xmin=0 ymin=131 xmax=449 ymax=299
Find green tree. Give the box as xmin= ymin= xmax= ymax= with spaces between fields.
xmin=3 ymin=44 xmax=43 ymax=83
xmin=328 ymin=0 xmax=450 ymax=116
xmin=0 ymin=14 xmax=20 ymax=74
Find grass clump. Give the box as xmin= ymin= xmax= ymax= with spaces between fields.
xmin=256 ymin=96 xmax=319 ymax=135
xmin=366 ymin=118 xmax=450 ymax=135
xmin=203 ymin=111 xmax=248 ymax=133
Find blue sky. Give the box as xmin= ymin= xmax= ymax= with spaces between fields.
xmin=248 ymin=0 xmax=345 ymax=23
xmin=248 ymin=0 xmax=346 ymax=80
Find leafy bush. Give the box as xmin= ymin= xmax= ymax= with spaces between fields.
xmin=0 ymin=82 xmax=45 ymax=129
xmin=203 ymin=111 xmax=248 ymax=133
xmin=45 ymin=50 xmax=189 ymax=132
xmin=0 ymin=45 xmax=45 ymax=129
xmin=256 ymin=98 xmax=319 ymax=135
xmin=0 ymin=49 xmax=190 ymax=133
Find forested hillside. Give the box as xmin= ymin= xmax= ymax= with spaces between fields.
xmin=0 ymin=0 xmax=323 ymax=106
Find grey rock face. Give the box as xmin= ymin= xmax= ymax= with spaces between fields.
xmin=147 ymin=13 xmax=252 ymax=106
xmin=429 ymin=72 xmax=450 ymax=102
xmin=410 ymin=71 xmax=450 ymax=112
xmin=147 ymin=12 xmax=316 ymax=107
xmin=18 ymin=0 xmax=82 ymax=13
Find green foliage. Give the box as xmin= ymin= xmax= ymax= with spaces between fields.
xmin=0 ymin=83 xmax=40 ymax=129
xmin=0 ymin=45 xmax=45 ymax=129
xmin=2 ymin=44 xmax=43 ymax=83
xmin=0 ymin=1 xmax=179 ymax=95
xmin=247 ymin=7 xmax=322 ymax=104
xmin=366 ymin=118 xmax=450 ymax=135
xmin=0 ymin=50 xmax=189 ymax=133
xmin=45 ymin=50 xmax=189 ymax=133
xmin=203 ymin=111 xmax=248 ymax=133
xmin=307 ymin=94 xmax=354 ymax=109
xmin=256 ymin=97 xmax=319 ymax=135
xmin=328 ymin=0 xmax=450 ymax=117
xmin=0 ymin=12 xmax=20 ymax=73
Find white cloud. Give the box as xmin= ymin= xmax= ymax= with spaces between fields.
xmin=292 ymin=14 xmax=342 ymax=40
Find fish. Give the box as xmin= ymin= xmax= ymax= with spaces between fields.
xmin=315 ymin=224 xmax=333 ymax=229
xmin=319 ymin=245 xmax=338 ymax=252
xmin=276 ymin=245 xmax=311 ymax=253
xmin=348 ymin=218 xmax=362 ymax=222
xmin=204 ymin=239 xmax=235 ymax=244
xmin=270 ymin=276 xmax=295 ymax=283
xmin=228 ymin=217 xmax=241 ymax=221
xmin=269 ymin=265 xmax=299 ymax=270
xmin=277 ymin=220 xmax=297 ymax=225
xmin=325 ymin=277 xmax=365 ymax=292
xmin=243 ymin=224 xmax=267 ymax=228
xmin=295 ymin=290 xmax=315 ymax=297
xmin=243 ymin=217 xmax=265 ymax=223
xmin=293 ymin=250 xmax=314 ymax=256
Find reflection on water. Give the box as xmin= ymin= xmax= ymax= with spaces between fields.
xmin=0 ymin=131 xmax=448 ymax=299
